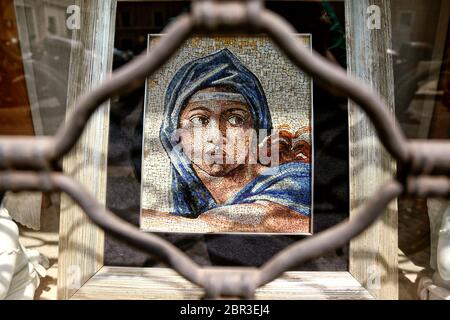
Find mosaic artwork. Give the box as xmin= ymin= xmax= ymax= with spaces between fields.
xmin=141 ymin=35 xmax=313 ymax=234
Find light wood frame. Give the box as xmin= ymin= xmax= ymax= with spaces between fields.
xmin=58 ymin=0 xmax=398 ymax=300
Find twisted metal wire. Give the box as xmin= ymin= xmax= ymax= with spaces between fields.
xmin=1 ymin=0 xmax=449 ymax=298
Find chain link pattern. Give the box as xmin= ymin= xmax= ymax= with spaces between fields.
xmin=1 ymin=0 xmax=449 ymax=298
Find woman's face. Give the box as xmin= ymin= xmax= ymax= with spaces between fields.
xmin=178 ymin=87 xmax=255 ymax=177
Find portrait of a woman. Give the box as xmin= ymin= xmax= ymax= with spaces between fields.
xmin=143 ymin=48 xmax=311 ymax=233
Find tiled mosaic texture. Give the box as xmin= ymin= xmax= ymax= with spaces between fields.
xmin=141 ymin=35 xmax=312 ymax=233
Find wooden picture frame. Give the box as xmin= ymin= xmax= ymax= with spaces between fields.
xmin=58 ymin=0 xmax=398 ymax=300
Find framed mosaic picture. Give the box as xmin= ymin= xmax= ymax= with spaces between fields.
xmin=56 ymin=0 xmax=398 ymax=300
xmin=140 ymin=35 xmax=313 ymax=234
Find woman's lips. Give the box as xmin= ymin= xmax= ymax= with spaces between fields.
xmin=205 ymin=146 xmax=227 ymax=156
xmin=204 ymin=147 xmax=229 ymax=164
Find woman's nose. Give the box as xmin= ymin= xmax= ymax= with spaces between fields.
xmin=205 ymin=120 xmax=224 ymax=144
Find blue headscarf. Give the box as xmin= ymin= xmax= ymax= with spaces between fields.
xmin=160 ymin=49 xmax=272 ymax=217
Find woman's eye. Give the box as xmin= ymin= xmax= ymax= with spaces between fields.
xmin=190 ymin=115 xmax=209 ymax=127
xmin=227 ymin=115 xmax=245 ymax=127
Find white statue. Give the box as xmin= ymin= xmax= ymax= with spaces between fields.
xmin=0 ymin=202 xmax=47 ymax=300
xmin=433 ymin=205 xmax=450 ymax=289
xmin=418 ymin=199 xmax=450 ymax=299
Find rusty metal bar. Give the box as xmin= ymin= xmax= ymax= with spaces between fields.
xmin=0 ymin=170 xmax=205 ymax=287
xmin=1 ymin=0 xmax=450 ymax=299
xmin=258 ymin=180 xmax=404 ymax=287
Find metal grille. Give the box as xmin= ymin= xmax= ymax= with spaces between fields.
xmin=1 ymin=0 xmax=449 ymax=299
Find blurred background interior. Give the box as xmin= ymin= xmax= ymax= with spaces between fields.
xmin=0 ymin=0 xmax=449 ymax=300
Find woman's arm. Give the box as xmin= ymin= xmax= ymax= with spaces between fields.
xmin=198 ymin=201 xmax=310 ymax=233
xmin=142 ymin=202 xmax=310 ymax=233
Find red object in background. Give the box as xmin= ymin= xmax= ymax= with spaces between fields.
xmin=0 ymin=0 xmax=34 ymax=136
